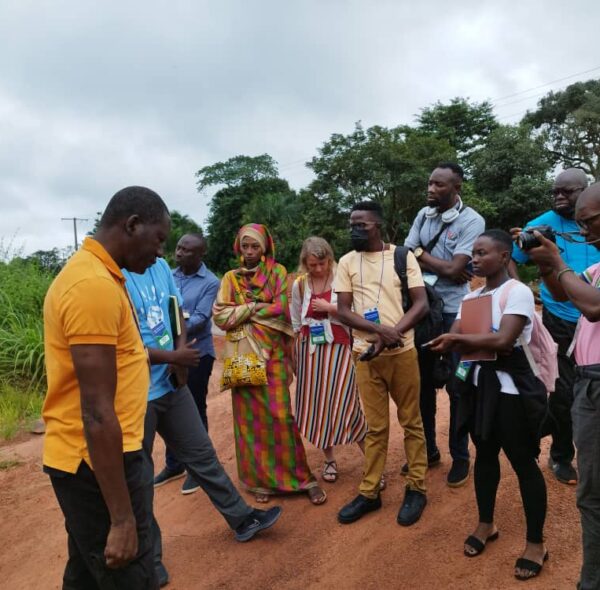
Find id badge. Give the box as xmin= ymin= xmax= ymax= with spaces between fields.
xmin=151 ymin=320 xmax=172 ymax=349
xmin=309 ymin=322 xmax=326 ymax=345
xmin=455 ymin=361 xmax=473 ymax=382
xmin=363 ymin=307 xmax=381 ymax=324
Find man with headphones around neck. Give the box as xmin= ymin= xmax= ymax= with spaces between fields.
xmin=404 ymin=162 xmax=485 ymax=487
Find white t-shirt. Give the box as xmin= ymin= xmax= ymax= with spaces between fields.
xmin=456 ymin=280 xmax=534 ymax=394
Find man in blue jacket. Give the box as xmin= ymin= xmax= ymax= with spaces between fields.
xmin=511 ymin=168 xmax=599 ymax=485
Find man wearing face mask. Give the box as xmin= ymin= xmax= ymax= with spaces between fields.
xmin=335 ymin=201 xmax=430 ymax=526
xmin=404 ymin=162 xmax=485 ymax=488
xmin=510 ymin=168 xmax=599 ymax=487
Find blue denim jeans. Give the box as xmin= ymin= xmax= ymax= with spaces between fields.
xmin=417 ymin=312 xmax=470 ymax=462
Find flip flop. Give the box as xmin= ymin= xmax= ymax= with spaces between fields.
xmin=463 ymin=531 xmax=499 ymax=557
xmin=322 ymin=461 xmax=338 ymax=483
xmin=514 ymin=551 xmax=548 ymax=580
xmin=307 ymin=485 xmax=327 ymax=505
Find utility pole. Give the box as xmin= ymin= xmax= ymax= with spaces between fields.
xmin=61 ymin=217 xmax=88 ymax=250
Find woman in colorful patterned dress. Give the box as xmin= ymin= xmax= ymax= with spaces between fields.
xmin=291 ymin=237 xmax=368 ymax=483
xmin=213 ymin=224 xmax=326 ymax=505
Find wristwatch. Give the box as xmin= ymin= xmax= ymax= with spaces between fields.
xmin=413 ymin=247 xmax=424 ymax=259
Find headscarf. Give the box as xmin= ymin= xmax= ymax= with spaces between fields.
xmin=234 ymin=223 xmax=275 ymax=259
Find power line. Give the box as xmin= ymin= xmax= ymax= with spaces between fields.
xmin=61 ymin=217 xmax=88 ymax=251
xmin=491 ymin=65 xmax=600 ymax=103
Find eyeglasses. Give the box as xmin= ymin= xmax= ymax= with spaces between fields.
xmin=551 ymin=186 xmax=584 ymax=198
xmin=576 ymin=212 xmax=600 ymax=230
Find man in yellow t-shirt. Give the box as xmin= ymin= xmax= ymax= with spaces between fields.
xmin=335 ymin=201 xmax=429 ymax=527
xmin=43 ymin=186 xmax=170 ymax=590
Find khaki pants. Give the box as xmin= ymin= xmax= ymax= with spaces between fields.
xmin=354 ymin=347 xmax=427 ymax=498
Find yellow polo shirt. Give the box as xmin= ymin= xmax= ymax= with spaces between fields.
xmin=42 ymin=237 xmax=149 ymax=473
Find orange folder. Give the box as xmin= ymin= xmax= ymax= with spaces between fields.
xmin=460 ymin=295 xmax=497 ymax=361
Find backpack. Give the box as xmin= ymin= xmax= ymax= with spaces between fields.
xmin=394 ymin=246 xmax=445 ymax=346
xmin=499 ymin=280 xmax=559 ymax=394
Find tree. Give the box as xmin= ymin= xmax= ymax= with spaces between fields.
xmin=470 ymin=124 xmax=553 ymax=230
xmin=196 ymin=154 xmax=279 ymax=192
xmin=306 ymin=122 xmax=456 ymax=243
xmin=523 ymin=79 xmax=600 ymax=180
xmin=416 ymin=98 xmax=498 ymax=172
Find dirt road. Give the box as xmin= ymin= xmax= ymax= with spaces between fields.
xmin=0 ymin=337 xmax=582 ymax=589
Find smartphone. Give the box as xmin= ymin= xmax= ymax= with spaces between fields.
xmin=420 ymin=341 xmax=432 ymax=350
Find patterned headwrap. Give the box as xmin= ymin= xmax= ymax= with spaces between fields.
xmin=234 ymin=223 xmax=275 ymax=258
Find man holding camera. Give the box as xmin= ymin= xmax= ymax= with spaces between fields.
xmin=404 ymin=162 xmax=485 ymax=487
xmin=510 ymin=168 xmax=599 ymax=486
xmin=519 ymin=181 xmax=600 ymax=590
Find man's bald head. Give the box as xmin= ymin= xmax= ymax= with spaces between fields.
xmin=576 ymin=182 xmax=600 ymax=210
xmin=552 ymin=168 xmax=589 ymax=218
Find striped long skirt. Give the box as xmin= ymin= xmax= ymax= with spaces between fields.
xmin=294 ymin=337 xmax=367 ymax=449
xmin=231 ymin=351 xmax=316 ymax=494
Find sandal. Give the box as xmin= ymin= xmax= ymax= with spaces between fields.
xmin=379 ymin=474 xmax=387 ymax=491
xmin=322 ymin=461 xmax=338 ymax=483
xmin=307 ymin=484 xmax=327 ymax=505
xmin=254 ymin=491 xmax=271 ymax=504
xmin=464 ymin=531 xmax=499 ymax=557
xmin=515 ymin=551 xmax=548 ymax=581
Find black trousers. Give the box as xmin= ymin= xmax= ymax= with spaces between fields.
xmin=47 ymin=451 xmax=158 ymax=590
xmin=165 ymin=355 xmax=214 ymax=472
xmin=473 ymin=394 xmax=547 ymax=544
xmin=542 ymin=308 xmax=577 ymax=464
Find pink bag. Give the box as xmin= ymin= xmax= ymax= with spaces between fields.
xmin=499 ymin=280 xmax=559 ymax=394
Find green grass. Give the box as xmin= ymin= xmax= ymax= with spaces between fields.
xmin=0 ymin=380 xmax=44 ymax=440
xmin=0 ymin=459 xmax=22 ymax=470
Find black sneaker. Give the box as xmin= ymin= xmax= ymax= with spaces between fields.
xmin=234 ymin=506 xmax=282 ymax=542
xmin=154 ymin=467 xmax=185 ymax=488
xmin=181 ymin=474 xmax=201 ymax=495
xmin=447 ymin=459 xmax=470 ymax=488
xmin=338 ymin=494 xmax=382 ymax=524
xmin=155 ymin=561 xmax=169 ymax=587
xmin=401 ymin=450 xmax=441 ymax=476
xmin=397 ymin=488 xmax=427 ymax=526
xmin=548 ymin=458 xmax=578 ymax=485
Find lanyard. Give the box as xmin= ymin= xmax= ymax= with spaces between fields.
xmin=359 ymin=241 xmax=385 ymax=310
xmin=127 ymin=268 xmax=160 ymax=319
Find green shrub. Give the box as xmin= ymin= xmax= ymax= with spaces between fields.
xmin=0 ymin=380 xmax=44 ymax=439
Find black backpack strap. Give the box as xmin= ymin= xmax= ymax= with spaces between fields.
xmin=394 ymin=246 xmax=412 ymax=313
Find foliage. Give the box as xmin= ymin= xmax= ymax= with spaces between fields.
xmin=0 ymin=380 xmax=43 ymax=440
xmin=196 ymin=154 xmax=279 ymax=192
xmin=306 ymin=122 xmax=456 ymax=244
xmin=0 ymin=259 xmax=51 ymax=389
xmin=523 ymin=79 xmax=600 ymax=180
xmin=164 ymin=211 xmax=202 ymax=266
xmin=470 ymin=124 xmax=553 ymax=229
xmin=23 ymin=247 xmax=72 ymax=274
xmin=416 ymin=98 xmax=498 ymax=172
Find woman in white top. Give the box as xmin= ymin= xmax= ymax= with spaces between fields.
xmin=430 ymin=229 xmax=548 ymax=582
xmin=291 ymin=237 xmax=367 ymax=484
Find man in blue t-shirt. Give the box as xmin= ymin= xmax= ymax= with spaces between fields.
xmin=124 ymin=258 xmax=281 ymax=587
xmin=510 ymin=168 xmax=597 ymax=486
xmin=153 ymin=234 xmax=221 ymax=495
xmin=405 ymin=162 xmax=485 ymax=488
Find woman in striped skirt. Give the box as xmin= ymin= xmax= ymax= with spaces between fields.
xmin=291 ymin=237 xmax=368 ymax=483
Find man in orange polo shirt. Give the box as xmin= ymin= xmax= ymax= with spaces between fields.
xmin=43 ymin=186 xmax=170 ymax=590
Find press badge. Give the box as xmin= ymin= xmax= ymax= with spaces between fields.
xmin=309 ymin=322 xmax=326 ymax=345
xmin=150 ymin=320 xmax=172 ymax=349
xmin=455 ymin=361 xmax=473 ymax=382
xmin=364 ymin=307 xmax=381 ymax=324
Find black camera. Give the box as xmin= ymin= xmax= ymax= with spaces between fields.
xmin=517 ymin=225 xmax=557 ymax=251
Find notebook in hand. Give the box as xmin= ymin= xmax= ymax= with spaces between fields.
xmin=460 ymin=294 xmax=496 ymax=362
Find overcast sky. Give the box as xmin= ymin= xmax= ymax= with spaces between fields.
xmin=1 ymin=0 xmax=599 ymax=256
